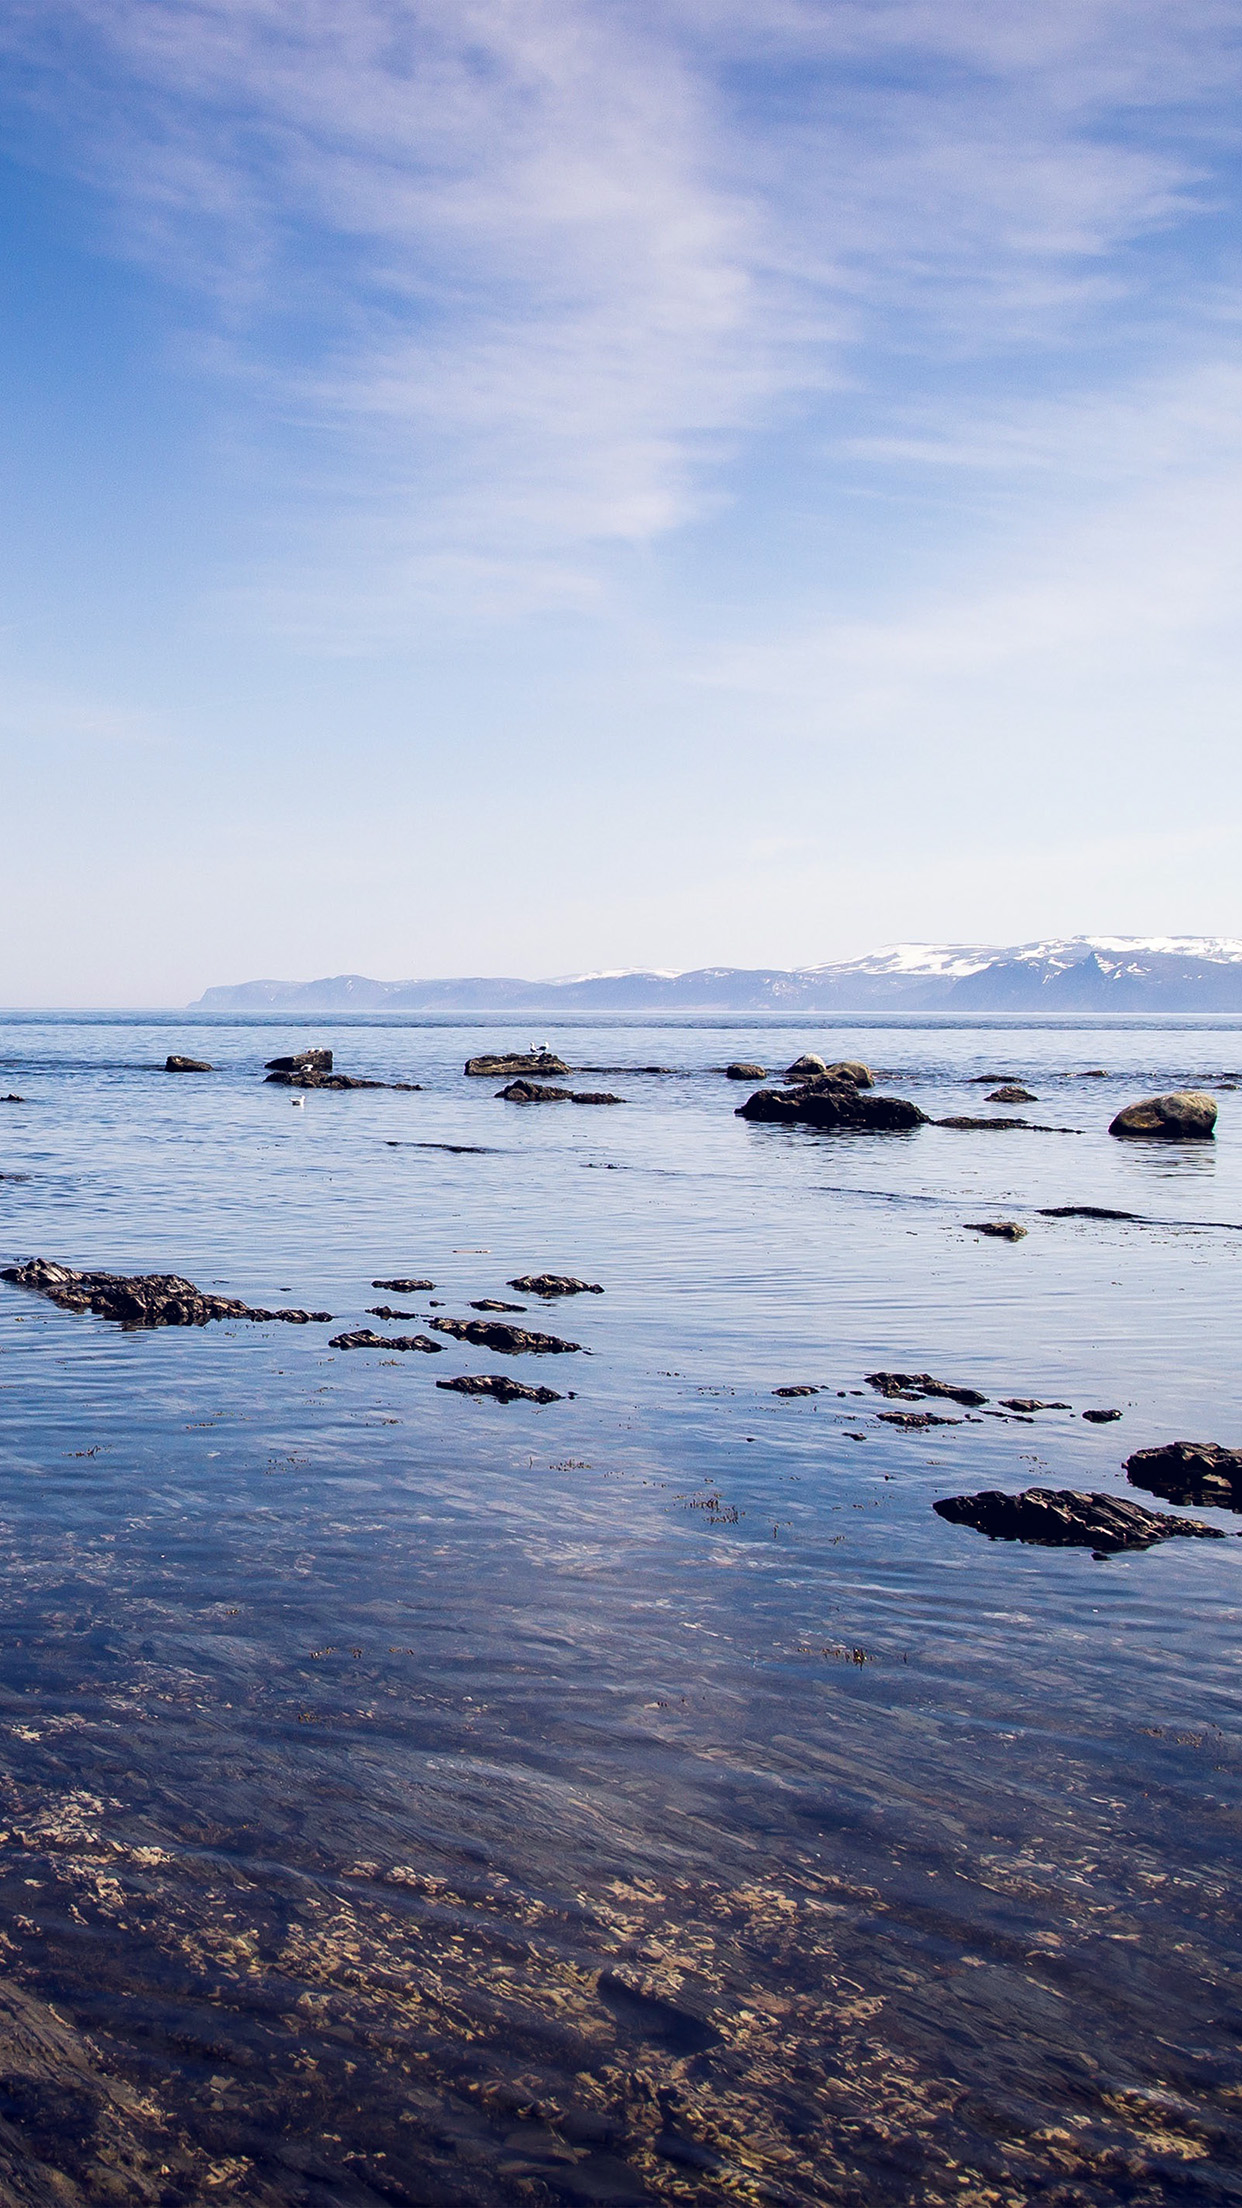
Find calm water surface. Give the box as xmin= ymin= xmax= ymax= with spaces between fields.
xmin=0 ymin=1014 xmax=1239 ymax=2205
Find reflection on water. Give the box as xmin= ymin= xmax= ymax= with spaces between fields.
xmin=0 ymin=1014 xmax=1239 ymax=2203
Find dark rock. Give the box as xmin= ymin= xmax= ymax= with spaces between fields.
xmin=879 ymin=1409 xmax=961 ymax=1428
xmin=966 ymin=1221 xmax=1027 ymax=1239
xmin=867 ymin=1370 xmax=987 ymax=1407
xmin=773 ymin=1384 xmax=819 ymax=1396
xmin=328 ymin=1330 xmax=442 ymax=1351
xmin=465 ymin=1051 xmax=568 ymax=1078
xmin=1000 ymin=1398 xmax=1071 ymax=1412
xmin=164 ymin=1055 xmax=213 ymax=1072
xmin=1 ymin=1257 xmax=332 ymax=1329
xmin=569 ymin=1091 xmax=624 ymax=1104
xmin=1109 ymin=1090 xmax=1218 ymax=1140
xmin=266 ymin=1069 xmax=422 ymax=1090
xmin=1039 ymin=1205 xmax=1139 ymax=1220
xmin=933 ymin=1486 xmax=1224 ymax=1553
xmin=437 ymin=1374 xmax=562 ymax=1404
xmin=266 ymin=1049 xmax=332 ymax=1072
xmin=1126 ymin=1441 xmax=1242 ymax=1510
xmin=1 ymin=1094 xmax=25 ymax=1103
xmin=987 ymin=1085 xmax=1037 ymax=1103
xmin=823 ymin=1060 xmax=875 ymax=1088
xmin=497 ymin=1079 xmax=622 ymax=1103
xmin=468 ymin=1298 xmax=526 ymax=1312
xmin=509 ymin=1275 xmax=603 ymax=1296
xmin=1082 ymin=1407 xmax=1122 ymax=1423
xmin=737 ymin=1081 xmax=925 ymax=1132
xmin=366 ymin=1306 xmax=418 ymax=1319
xmin=783 ymin=1053 xmax=827 ymax=1080
xmin=372 ymin=1277 xmax=435 ymax=1291
xmin=938 ymin=1115 xmax=1031 ymax=1131
xmin=969 ymin=1074 xmax=1020 ymax=1083
xmin=429 ymin=1318 xmax=580 ymax=1353
xmin=1077 ymin=1068 xmax=1109 ymax=1077
xmin=725 ymin=1062 xmax=767 ymax=1080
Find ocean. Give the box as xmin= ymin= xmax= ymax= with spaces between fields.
xmin=0 ymin=1011 xmax=1238 ymax=2205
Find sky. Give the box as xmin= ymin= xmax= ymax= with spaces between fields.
xmin=1 ymin=0 xmax=1241 ymax=1004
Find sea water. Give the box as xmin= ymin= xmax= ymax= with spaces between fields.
xmin=0 ymin=1013 xmax=1238 ymax=2204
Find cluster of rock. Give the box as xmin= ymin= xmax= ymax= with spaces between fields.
xmin=934 ymin=1487 xmax=1224 ymax=1553
xmin=1 ymin=1257 xmax=331 ymax=1329
xmin=497 ymin=1081 xmax=622 ymax=1104
xmin=264 ymin=1048 xmax=421 ymax=1092
xmin=1108 ymin=1091 xmax=1217 ymax=1140
xmin=1126 ymin=1441 xmax=1242 ymax=1508
xmin=736 ymin=1059 xmax=924 ymax=1133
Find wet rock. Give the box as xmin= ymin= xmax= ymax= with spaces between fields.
xmin=497 ymin=1080 xmax=622 ymax=1103
xmin=969 ymin=1073 xmax=1020 ymax=1084
xmin=437 ymin=1373 xmax=563 ymax=1403
xmin=879 ymin=1409 xmax=961 ymax=1428
xmin=429 ymin=1318 xmax=580 ymax=1353
xmin=1000 ymin=1397 xmax=1071 ymax=1412
xmin=1 ymin=1094 xmax=25 ymax=1103
xmin=867 ymin=1370 xmax=987 ymax=1407
xmin=938 ymin=1115 xmax=1032 ymax=1131
xmin=266 ymin=1069 xmax=422 ymax=1090
xmin=1039 ymin=1204 xmax=1139 ymax=1220
xmin=1077 ymin=1068 xmax=1109 ymax=1077
xmin=266 ymin=1049 xmax=332 ymax=1073
xmin=164 ymin=1055 xmax=213 ymax=1072
xmin=509 ymin=1274 xmax=603 ymax=1296
xmin=1109 ymin=1091 xmax=1218 ymax=1140
xmin=1126 ymin=1441 xmax=1242 ymax=1510
xmin=725 ymin=1063 xmax=767 ymax=1080
xmin=372 ymin=1277 xmax=435 ymax=1291
xmin=465 ymin=1051 xmax=568 ymax=1078
xmin=987 ymin=1085 xmax=1037 ymax=1103
xmin=1 ymin=1257 xmax=332 ymax=1329
xmin=783 ymin=1053 xmax=827 ymax=1080
xmin=1082 ymin=1408 xmax=1122 ymax=1423
xmin=366 ymin=1305 xmax=418 ymax=1319
xmin=328 ymin=1330 xmax=442 ymax=1351
xmin=966 ymin=1221 xmax=1027 ymax=1240
xmin=737 ymin=1081 xmax=925 ymax=1132
xmin=773 ymin=1384 xmax=819 ymax=1397
xmin=933 ymin=1486 xmax=1224 ymax=1553
xmin=468 ymin=1298 xmax=526 ymax=1312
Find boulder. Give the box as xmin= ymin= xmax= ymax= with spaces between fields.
xmin=987 ymin=1086 xmax=1036 ymax=1103
xmin=1109 ymin=1091 xmax=1217 ymax=1140
xmin=783 ymin=1053 xmax=827 ymax=1080
xmin=823 ymin=1061 xmax=875 ymax=1088
xmin=966 ymin=1221 xmax=1027 ymax=1240
xmin=737 ymin=1081 xmax=925 ymax=1133
xmin=437 ymin=1374 xmax=562 ymax=1404
xmin=509 ymin=1275 xmax=603 ymax=1296
xmin=1 ymin=1256 xmax=331 ymax=1329
xmin=265 ymin=1049 xmax=332 ymax=1073
xmin=465 ymin=1051 xmax=568 ymax=1078
xmin=934 ymin=1487 xmax=1225 ymax=1553
xmin=497 ymin=1081 xmax=621 ymax=1103
xmin=165 ymin=1055 xmax=213 ymax=1072
xmin=1126 ymin=1441 xmax=1242 ymax=1510
xmin=725 ymin=1063 xmax=767 ymax=1080
xmin=429 ymin=1318 xmax=580 ymax=1354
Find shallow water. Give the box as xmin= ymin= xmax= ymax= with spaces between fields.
xmin=0 ymin=1013 xmax=1239 ymax=2206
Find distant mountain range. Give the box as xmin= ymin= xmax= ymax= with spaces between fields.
xmin=191 ymin=939 xmax=1242 ymax=1014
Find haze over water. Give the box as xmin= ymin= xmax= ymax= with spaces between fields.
xmin=0 ymin=1011 xmax=1239 ymax=2205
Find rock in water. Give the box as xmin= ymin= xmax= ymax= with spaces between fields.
xmin=783 ymin=1053 xmax=827 ymax=1080
xmin=879 ymin=1410 xmax=961 ymax=1428
xmin=737 ymin=1079 xmax=924 ymax=1132
xmin=265 ymin=1070 xmax=411 ymax=1090
xmin=328 ymin=1330 xmax=442 ymax=1352
xmin=773 ymin=1385 xmax=818 ymax=1397
xmin=265 ymin=1049 xmax=332 ymax=1073
xmin=497 ymin=1080 xmax=622 ymax=1103
xmin=429 ymin=1318 xmax=580 ymax=1353
xmin=1126 ymin=1441 xmax=1242 ymax=1509
xmin=164 ymin=1055 xmax=213 ymax=1072
xmin=866 ymin=1370 xmax=987 ymax=1407
xmin=822 ymin=1061 xmax=875 ymax=1088
xmin=372 ymin=1277 xmax=435 ymax=1291
xmin=1082 ymin=1408 xmax=1122 ymax=1423
xmin=934 ymin=1487 xmax=1225 ymax=1553
xmin=725 ymin=1063 xmax=767 ymax=1080
xmin=508 ymin=1275 xmax=603 ymax=1296
xmin=468 ymin=1298 xmax=526 ymax=1312
xmin=966 ymin=1221 xmax=1027 ymax=1240
xmin=437 ymin=1374 xmax=563 ymax=1404
xmin=1109 ymin=1091 xmax=1218 ymax=1140
xmin=987 ymin=1085 xmax=1037 ymax=1103
xmin=1 ymin=1257 xmax=332 ymax=1328
xmin=465 ymin=1051 xmax=568 ymax=1078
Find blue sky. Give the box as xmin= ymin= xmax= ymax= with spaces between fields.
xmin=1 ymin=0 xmax=1241 ymax=1003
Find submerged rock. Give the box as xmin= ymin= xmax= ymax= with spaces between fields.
xmin=725 ymin=1063 xmax=767 ymax=1080
xmin=465 ymin=1051 xmax=568 ymax=1078
xmin=879 ymin=1410 xmax=961 ymax=1428
xmin=328 ymin=1330 xmax=441 ymax=1351
xmin=867 ymin=1370 xmax=987 ymax=1407
xmin=1039 ymin=1204 xmax=1139 ymax=1220
xmin=1109 ymin=1091 xmax=1218 ymax=1140
xmin=429 ymin=1318 xmax=580 ymax=1353
xmin=966 ymin=1221 xmax=1027 ymax=1240
xmin=164 ymin=1055 xmax=213 ymax=1072
xmin=468 ymin=1298 xmax=526 ymax=1312
xmin=265 ymin=1070 xmax=422 ymax=1090
xmin=367 ymin=1305 xmax=418 ymax=1319
xmin=934 ymin=1486 xmax=1224 ymax=1554
xmin=437 ymin=1373 xmax=562 ymax=1404
xmin=497 ymin=1080 xmax=622 ymax=1103
xmin=1 ymin=1094 xmax=25 ymax=1103
xmin=987 ymin=1085 xmax=1037 ymax=1103
xmin=1082 ymin=1408 xmax=1122 ymax=1423
xmin=509 ymin=1275 xmax=603 ymax=1296
xmin=266 ymin=1049 xmax=332 ymax=1073
xmin=773 ymin=1384 xmax=819 ymax=1397
xmin=1000 ymin=1397 xmax=1071 ymax=1412
xmin=1 ymin=1257 xmax=331 ymax=1329
xmin=1126 ymin=1441 xmax=1242 ymax=1510
xmin=372 ymin=1277 xmax=435 ymax=1291
xmin=938 ymin=1115 xmax=1033 ymax=1131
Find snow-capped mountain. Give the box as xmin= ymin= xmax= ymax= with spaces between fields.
xmin=192 ymin=938 xmax=1242 ymax=1013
